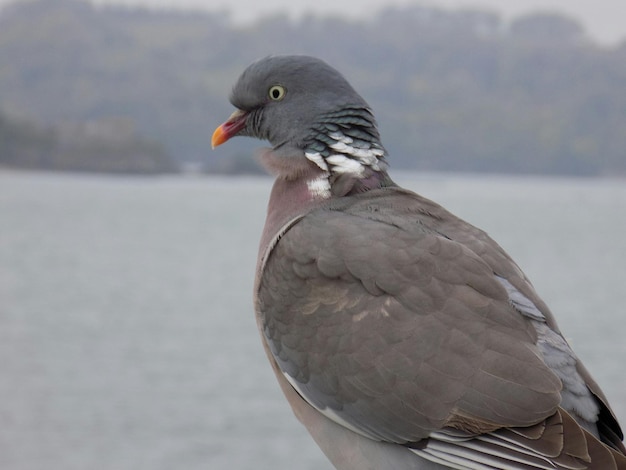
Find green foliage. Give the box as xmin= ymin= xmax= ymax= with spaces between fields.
xmin=0 ymin=0 xmax=625 ymax=176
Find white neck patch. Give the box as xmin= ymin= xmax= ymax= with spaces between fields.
xmin=306 ymin=175 xmax=331 ymax=199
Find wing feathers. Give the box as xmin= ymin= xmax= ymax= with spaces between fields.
xmin=408 ymin=409 xmax=626 ymax=470
xmin=415 ymin=438 xmax=558 ymax=469
xmin=257 ymin=188 xmax=625 ymax=468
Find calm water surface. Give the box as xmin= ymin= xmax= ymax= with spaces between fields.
xmin=1 ymin=170 xmax=625 ymax=469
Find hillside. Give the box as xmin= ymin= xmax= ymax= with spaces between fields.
xmin=1 ymin=0 xmax=625 ymax=175
xmin=0 ymin=111 xmax=176 ymax=173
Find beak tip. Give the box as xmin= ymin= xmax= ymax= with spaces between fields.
xmin=211 ymin=125 xmax=226 ymax=149
xmin=211 ymin=110 xmax=247 ymax=150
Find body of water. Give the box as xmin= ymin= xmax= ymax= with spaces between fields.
xmin=1 ymin=170 xmax=625 ymax=469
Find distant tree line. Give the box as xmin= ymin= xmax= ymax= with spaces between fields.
xmin=0 ymin=111 xmax=175 ymax=173
xmin=0 ymin=0 xmax=625 ymax=176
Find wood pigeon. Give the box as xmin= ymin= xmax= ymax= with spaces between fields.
xmin=212 ymin=55 xmax=626 ymax=469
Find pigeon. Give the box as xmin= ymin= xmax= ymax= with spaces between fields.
xmin=212 ymin=55 xmax=626 ymax=469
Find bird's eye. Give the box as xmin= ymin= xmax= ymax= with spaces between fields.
xmin=268 ymin=85 xmax=286 ymax=101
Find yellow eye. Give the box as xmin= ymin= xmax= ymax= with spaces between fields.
xmin=268 ymin=85 xmax=286 ymax=101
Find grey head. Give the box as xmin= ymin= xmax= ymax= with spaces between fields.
xmin=212 ymin=55 xmax=389 ymax=179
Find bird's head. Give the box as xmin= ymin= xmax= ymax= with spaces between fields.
xmin=212 ymin=55 xmax=388 ymax=181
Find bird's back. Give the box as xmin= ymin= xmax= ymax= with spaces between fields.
xmin=256 ymin=185 xmax=626 ymax=469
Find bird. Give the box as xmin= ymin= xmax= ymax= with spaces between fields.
xmin=211 ymin=55 xmax=626 ymax=469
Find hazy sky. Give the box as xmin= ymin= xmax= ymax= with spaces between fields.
xmin=2 ymin=0 xmax=625 ymax=44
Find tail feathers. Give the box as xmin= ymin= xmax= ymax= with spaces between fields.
xmin=409 ymin=408 xmax=626 ymax=469
xmin=583 ymin=425 xmax=626 ymax=470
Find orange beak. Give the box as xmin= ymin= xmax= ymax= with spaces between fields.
xmin=211 ymin=109 xmax=248 ymax=149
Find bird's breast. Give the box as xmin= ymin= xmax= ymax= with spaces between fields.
xmin=257 ymin=176 xmax=330 ymax=275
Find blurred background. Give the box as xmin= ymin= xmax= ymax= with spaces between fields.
xmin=0 ymin=0 xmax=625 ymax=175
xmin=0 ymin=1 xmax=625 ymax=469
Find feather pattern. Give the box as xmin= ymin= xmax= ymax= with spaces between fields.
xmin=256 ymin=187 xmax=626 ymax=469
xmin=304 ymin=107 xmax=387 ymax=176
